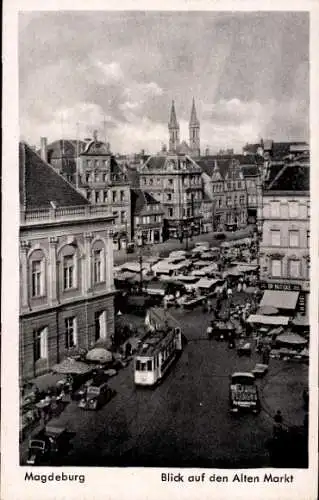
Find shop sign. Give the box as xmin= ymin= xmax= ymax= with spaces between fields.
xmin=260 ymin=281 xmax=301 ymax=292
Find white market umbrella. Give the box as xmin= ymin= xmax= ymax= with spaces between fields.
xmin=276 ymin=333 xmax=307 ymax=346
xmin=52 ymin=358 xmax=92 ymax=375
xmin=86 ymin=347 xmax=113 ymax=364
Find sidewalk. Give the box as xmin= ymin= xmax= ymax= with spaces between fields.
xmin=114 ymin=227 xmax=254 ymax=265
xmin=260 ymin=360 xmax=308 ymax=428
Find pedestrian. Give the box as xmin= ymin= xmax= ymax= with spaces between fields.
xmin=262 ymin=346 xmax=270 ymax=365
xmin=237 ymin=281 xmax=242 ymax=293
xmin=227 ymin=287 xmax=232 ymax=298
xmin=273 ymin=410 xmax=283 ymax=432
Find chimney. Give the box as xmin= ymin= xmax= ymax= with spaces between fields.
xmin=40 ymin=137 xmax=48 ymax=162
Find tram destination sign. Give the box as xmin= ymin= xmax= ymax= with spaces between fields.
xmin=260 ymin=282 xmax=301 ymax=292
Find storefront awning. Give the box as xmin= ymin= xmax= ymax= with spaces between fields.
xmin=260 ymin=290 xmax=299 ymax=310
xmin=247 ymin=314 xmax=290 ymax=326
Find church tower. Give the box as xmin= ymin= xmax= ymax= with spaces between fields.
xmin=168 ymin=100 xmax=180 ymax=153
xmin=189 ymin=98 xmax=200 ymax=156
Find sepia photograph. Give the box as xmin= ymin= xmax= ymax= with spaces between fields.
xmin=2 ymin=4 xmax=318 ymax=500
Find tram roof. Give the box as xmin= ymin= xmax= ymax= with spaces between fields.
xmin=135 ymin=328 xmax=175 ymax=357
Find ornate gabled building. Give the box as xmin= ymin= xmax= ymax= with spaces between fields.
xmin=19 ymin=142 xmax=115 ymax=381
xmin=139 ymin=153 xmax=203 ymax=239
xmin=198 ymin=156 xmax=248 ymax=232
xmin=76 ymin=133 xmax=131 ymax=251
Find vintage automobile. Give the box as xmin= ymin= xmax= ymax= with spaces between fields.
xmin=252 ymin=363 xmax=268 ymax=378
xmin=237 ymin=340 xmax=252 ymax=356
xmin=229 ymin=372 xmax=260 ymax=414
xmin=78 ymin=381 xmax=114 ymax=410
xmin=26 ymin=424 xmax=70 ymax=465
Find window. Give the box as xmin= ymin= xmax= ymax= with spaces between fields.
xmin=234 ymin=195 xmax=237 ymax=206
xmin=63 ymin=256 xmax=74 ymax=289
xmin=217 ymin=198 xmax=222 ymax=208
xmin=103 ymin=191 xmax=108 ymax=202
xmin=288 ymin=201 xmax=299 ymax=219
xmin=237 ymin=181 xmax=242 ymax=189
xmin=239 ymin=195 xmax=245 ymax=205
xmin=270 ymin=201 xmax=280 ymax=218
xmin=307 ymin=230 xmax=310 ymax=248
xmin=289 ymin=230 xmax=299 ymax=248
xmin=112 ymin=191 xmax=116 ymax=202
xmin=65 ymin=317 xmax=77 ymax=348
xmin=167 ymin=193 xmax=172 ymax=201
xmin=93 ymin=250 xmax=102 ymax=283
xmin=289 ymin=260 xmax=300 ymax=278
xmin=121 ymin=211 xmax=126 ymax=223
xmin=307 ymin=201 xmax=310 ymax=217
xmin=33 ymin=327 xmax=48 ymax=361
xmin=31 ymin=260 xmax=42 ymax=297
xmin=168 ymin=208 xmax=174 ymax=217
xmin=270 ymin=230 xmax=280 ymax=246
xmin=149 ymin=178 xmax=153 ymax=185
xmin=227 ymin=182 xmax=231 ymax=190
xmin=168 ymin=178 xmax=173 ymax=186
xmin=187 ymin=208 xmax=191 ymax=217
xmin=87 ymin=191 xmax=91 ymax=201
xmin=102 ymin=173 xmax=107 ymax=182
xmin=95 ymin=311 xmax=106 ymax=341
xmin=86 ymin=172 xmax=90 ymax=183
xmin=120 ymin=190 xmax=125 ymax=202
xmin=306 ymin=259 xmax=310 ymax=279
xmin=142 ymin=177 xmax=146 ymax=185
xmin=271 ymin=259 xmax=282 ymax=277
xmin=95 ymin=191 xmax=99 ymax=203
xmin=226 ymin=197 xmax=232 ymax=207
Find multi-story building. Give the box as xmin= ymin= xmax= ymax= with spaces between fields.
xmin=76 ymin=133 xmax=131 ymax=251
xmin=139 ymin=153 xmax=203 ymax=239
xmin=198 ymin=156 xmax=248 ymax=232
xmin=39 ymin=137 xmax=86 ymax=185
xmin=241 ymin=160 xmax=264 ymax=225
xmin=258 ymin=155 xmax=310 ymax=317
xmin=19 ymin=142 xmax=115 ymax=381
xmin=131 ymin=189 xmax=164 ymax=245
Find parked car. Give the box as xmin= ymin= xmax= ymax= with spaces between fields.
xmin=252 ymin=363 xmax=268 ymax=378
xmin=229 ymin=372 xmax=260 ymax=414
xmin=26 ymin=424 xmax=70 ymax=465
xmin=78 ymin=381 xmax=114 ymax=410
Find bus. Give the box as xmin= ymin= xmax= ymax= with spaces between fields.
xmin=134 ymin=327 xmax=182 ymax=386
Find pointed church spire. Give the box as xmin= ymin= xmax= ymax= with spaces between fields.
xmin=168 ymin=100 xmax=179 ymax=129
xmin=189 ymin=97 xmax=199 ymax=126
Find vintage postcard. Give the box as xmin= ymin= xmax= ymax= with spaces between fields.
xmin=2 ymin=1 xmax=318 ymax=499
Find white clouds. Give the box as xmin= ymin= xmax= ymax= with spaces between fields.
xmin=94 ymin=60 xmax=124 ymax=83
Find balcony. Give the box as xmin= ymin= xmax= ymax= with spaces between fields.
xmin=20 ymin=204 xmax=114 ymax=227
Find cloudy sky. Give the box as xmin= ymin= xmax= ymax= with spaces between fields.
xmin=19 ymin=11 xmax=309 ymax=154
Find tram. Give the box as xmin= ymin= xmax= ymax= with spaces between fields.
xmin=134 ymin=326 xmax=182 ymax=386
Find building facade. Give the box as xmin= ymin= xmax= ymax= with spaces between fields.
xmin=131 ymin=189 xmax=164 ymax=245
xmin=20 ymin=143 xmax=115 ymax=381
xmin=199 ymin=156 xmax=248 ymax=232
xmin=76 ymin=134 xmax=131 ymax=251
xmin=259 ymin=157 xmax=310 ymax=317
xmin=39 ymin=137 xmax=86 ymax=185
xmin=168 ymin=99 xmax=200 ymax=157
xmin=139 ymin=153 xmax=203 ymax=239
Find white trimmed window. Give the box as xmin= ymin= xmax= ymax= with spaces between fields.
xmin=289 ymin=230 xmax=299 ymax=248
xmin=30 ymin=250 xmax=46 ymax=297
xmin=271 ymin=259 xmax=282 ymax=277
xmin=92 ymin=240 xmax=105 ymax=284
xmin=288 ymin=201 xmax=299 ymax=219
xmin=289 ymin=260 xmax=300 ymax=278
xmin=63 ymin=256 xmax=74 ymax=289
xmin=65 ymin=317 xmax=77 ymax=348
xmin=34 ymin=326 xmax=48 ymax=361
xmin=307 ymin=230 xmax=310 ymax=248
xmin=270 ymin=201 xmax=280 ymax=218
xmin=271 ymin=230 xmax=281 ymax=246
xmin=95 ymin=311 xmax=107 ymax=341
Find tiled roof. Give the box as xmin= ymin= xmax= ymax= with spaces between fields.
xmin=242 ymin=165 xmax=260 ymax=177
xmin=131 ymin=189 xmax=162 ymax=216
xmin=46 ymin=139 xmax=86 ymax=159
xmin=266 ymin=164 xmax=309 ymax=192
xmin=143 ymin=156 xmax=166 ymax=170
xmin=126 ymin=167 xmax=140 ymax=187
xmin=20 ymin=142 xmax=89 ymax=209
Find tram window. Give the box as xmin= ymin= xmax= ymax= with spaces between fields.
xmin=147 ymin=360 xmax=153 ymax=371
xmin=141 ymin=362 xmax=147 ymax=371
xmin=135 ymin=360 xmax=141 ymax=371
